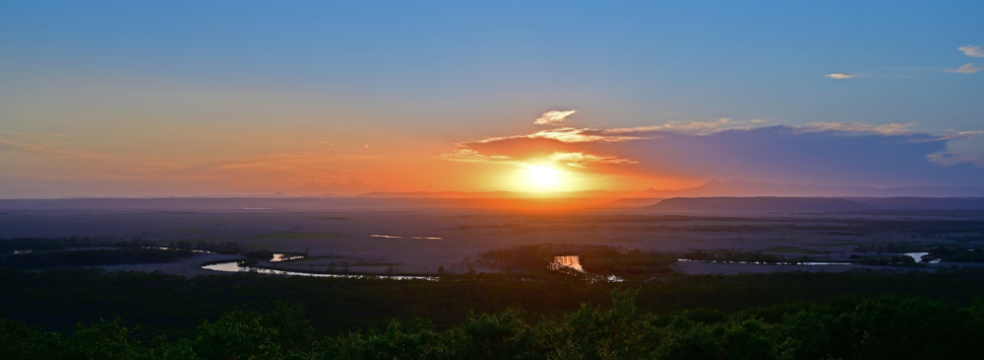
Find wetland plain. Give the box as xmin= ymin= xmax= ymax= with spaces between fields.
xmin=3 ymin=197 xmax=982 ymax=276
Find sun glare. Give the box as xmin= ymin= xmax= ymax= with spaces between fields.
xmin=524 ymin=165 xmax=562 ymax=190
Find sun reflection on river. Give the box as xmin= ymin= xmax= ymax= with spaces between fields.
xmin=549 ymin=255 xmax=583 ymax=272
xmin=201 ymin=261 xmax=434 ymax=280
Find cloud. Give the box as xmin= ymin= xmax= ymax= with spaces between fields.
xmin=604 ymin=118 xmax=734 ymax=135
xmin=533 ymin=110 xmax=576 ymax=125
xmin=547 ymin=152 xmax=637 ymax=168
xmin=106 ymin=150 xmax=384 ymax=184
xmin=933 ymin=130 xmax=984 ymax=141
xmin=958 ymin=44 xmax=984 ymax=57
xmin=946 ymin=63 xmax=983 ymax=74
xmin=439 ymin=149 xmax=518 ymax=164
xmin=609 ymin=126 xmax=984 ymax=186
xmin=928 ymin=152 xmax=984 ymax=168
xmin=0 ymin=136 xmax=103 ymax=159
xmin=441 ymin=127 xmax=638 ymax=169
xmin=441 ymin=121 xmax=984 ymax=187
xmin=804 ymin=122 xmax=914 ymax=136
xmin=475 ymin=127 xmax=641 ymax=144
xmin=826 ymin=73 xmax=859 ymax=79
xmin=439 ymin=148 xmax=635 ymax=169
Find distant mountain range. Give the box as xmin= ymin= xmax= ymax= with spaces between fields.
xmin=646 ymin=196 xmax=984 ymax=211
xmin=644 ymin=179 xmax=984 ymax=198
xmin=647 ymin=197 xmax=870 ymax=211
xmin=3 ymin=180 xmax=983 ymax=212
xmin=2 ymin=195 xmax=982 ymax=212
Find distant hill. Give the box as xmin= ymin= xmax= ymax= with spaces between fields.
xmin=0 ymin=196 xmax=615 ymax=212
xmin=647 ymin=197 xmax=871 ymax=211
xmin=638 ymin=180 xmax=984 ymax=198
xmin=608 ymin=198 xmax=665 ymax=207
xmin=851 ymin=197 xmax=984 ymax=210
xmin=4 ymin=196 xmax=982 ymax=212
xmin=645 ymin=196 xmax=984 ymax=211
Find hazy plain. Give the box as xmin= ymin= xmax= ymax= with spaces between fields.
xmin=3 ymin=197 xmax=982 ymax=276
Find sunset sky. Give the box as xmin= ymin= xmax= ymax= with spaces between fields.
xmin=2 ymin=1 xmax=983 ymax=197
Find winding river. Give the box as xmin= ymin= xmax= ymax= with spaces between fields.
xmin=201 ymin=260 xmax=435 ymax=280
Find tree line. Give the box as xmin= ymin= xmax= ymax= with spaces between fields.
xmin=0 ymin=248 xmax=194 ymax=269
xmin=3 ymin=290 xmax=982 ymax=359
xmin=0 ymin=236 xmax=150 ymax=254
xmin=4 ymin=266 xmax=984 ymax=343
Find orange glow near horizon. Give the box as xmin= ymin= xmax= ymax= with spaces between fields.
xmin=500 ymin=163 xmax=592 ymax=193
xmin=0 ymin=114 xmax=708 ymax=197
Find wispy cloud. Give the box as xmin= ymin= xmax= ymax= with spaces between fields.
xmin=958 ymin=44 xmax=984 ymax=57
xmin=0 ymin=136 xmax=103 ymax=159
xmin=438 ymin=149 xmax=517 ymax=164
xmin=533 ymin=110 xmax=576 ymax=125
xmin=946 ymin=63 xmax=983 ymax=74
xmin=804 ymin=122 xmax=915 ymax=135
xmin=826 ymin=73 xmax=859 ymax=79
xmin=108 ymin=150 xmax=383 ymax=180
xmin=441 ymin=114 xmax=984 ymax=187
xmin=928 ymin=151 xmax=984 ymax=168
xmin=475 ymin=127 xmax=640 ymax=144
xmin=604 ymin=118 xmax=734 ymax=135
xmin=614 ymin=125 xmax=984 ymax=186
xmin=547 ymin=152 xmax=637 ymax=168
xmin=933 ymin=130 xmax=984 ymax=141
xmin=440 ymin=148 xmax=635 ymax=169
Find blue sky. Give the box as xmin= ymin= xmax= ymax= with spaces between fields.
xmin=1 ymin=1 xmax=982 ymax=196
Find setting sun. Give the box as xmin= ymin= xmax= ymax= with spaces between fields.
xmin=524 ymin=165 xmax=563 ymax=190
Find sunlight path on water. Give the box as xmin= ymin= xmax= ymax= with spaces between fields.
xmin=903 ymin=252 xmax=940 ymax=264
xmin=549 ymin=255 xmax=584 ymax=272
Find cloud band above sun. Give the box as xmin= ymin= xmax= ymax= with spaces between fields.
xmin=440 ymin=115 xmax=984 ymax=188
xmin=826 ymin=73 xmax=859 ymax=79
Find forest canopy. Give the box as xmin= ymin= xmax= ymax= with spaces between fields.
xmin=3 ymin=290 xmax=983 ymax=360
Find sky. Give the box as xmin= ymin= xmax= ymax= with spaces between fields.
xmin=1 ymin=1 xmax=983 ymax=197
